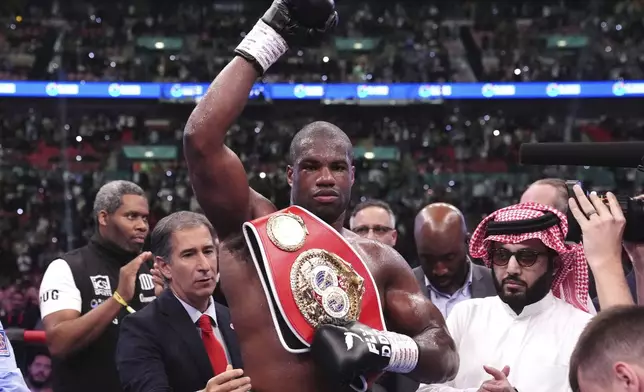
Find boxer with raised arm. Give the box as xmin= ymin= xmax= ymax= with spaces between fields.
xmin=182 ymin=1 xmax=458 ymax=391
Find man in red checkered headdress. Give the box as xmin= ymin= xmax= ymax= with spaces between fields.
xmin=418 ymin=202 xmax=593 ymax=392
xmin=471 ymin=201 xmax=591 ymax=314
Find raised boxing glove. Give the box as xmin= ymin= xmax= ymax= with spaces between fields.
xmin=234 ymin=0 xmax=338 ymax=74
xmin=311 ymin=321 xmax=419 ymax=390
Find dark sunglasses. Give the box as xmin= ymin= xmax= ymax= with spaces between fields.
xmin=353 ymin=225 xmax=394 ymax=236
xmin=490 ymin=248 xmax=549 ymax=268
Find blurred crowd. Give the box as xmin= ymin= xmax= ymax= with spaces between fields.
xmin=1 ymin=100 xmax=643 ymax=279
xmin=2 ymin=0 xmax=644 ymax=83
xmin=1 ymin=99 xmax=643 ymax=389
xmin=1 ymin=0 xmax=644 ymax=390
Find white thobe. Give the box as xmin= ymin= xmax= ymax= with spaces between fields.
xmin=418 ymin=292 xmax=592 ymax=392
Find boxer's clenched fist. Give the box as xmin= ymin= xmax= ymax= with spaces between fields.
xmin=311 ymin=321 xmax=419 ymax=388
xmin=200 ymin=365 xmax=251 ymax=392
xmin=235 ymin=0 xmax=338 ymax=74
xmin=260 ymin=0 xmax=338 ymax=45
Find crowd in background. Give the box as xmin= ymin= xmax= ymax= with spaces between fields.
xmin=2 ymin=0 xmax=644 ymax=83
xmin=1 ymin=102 xmax=643 ymax=353
xmin=2 ymin=0 xmax=644 ymax=390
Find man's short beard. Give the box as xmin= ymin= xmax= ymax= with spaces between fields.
xmin=492 ymin=265 xmax=554 ymax=315
xmin=28 ymin=375 xmax=47 ymax=388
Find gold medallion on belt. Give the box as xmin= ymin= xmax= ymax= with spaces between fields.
xmin=290 ymin=249 xmax=365 ymax=328
xmin=266 ymin=213 xmax=309 ymax=252
xmin=266 ymin=211 xmax=366 ymax=327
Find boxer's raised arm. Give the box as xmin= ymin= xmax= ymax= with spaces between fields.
xmin=184 ymin=0 xmax=337 ymax=238
xmin=380 ymin=246 xmax=459 ymax=384
xmin=183 ymin=58 xmax=261 ymax=239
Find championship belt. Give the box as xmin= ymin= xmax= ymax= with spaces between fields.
xmin=242 ymin=205 xmax=386 ymax=354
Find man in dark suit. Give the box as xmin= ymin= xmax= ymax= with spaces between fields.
xmin=413 ymin=203 xmax=496 ymax=319
xmin=116 ymin=211 xmax=250 ymax=392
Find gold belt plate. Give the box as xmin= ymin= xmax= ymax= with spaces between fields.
xmin=290 ymin=249 xmax=365 ymax=328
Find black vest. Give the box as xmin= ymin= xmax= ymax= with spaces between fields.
xmin=52 ymin=235 xmax=156 ymax=392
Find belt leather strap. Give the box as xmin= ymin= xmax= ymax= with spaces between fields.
xmin=243 ymin=205 xmax=386 ymax=353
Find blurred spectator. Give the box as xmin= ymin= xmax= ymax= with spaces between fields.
xmin=5 ymin=0 xmax=644 ymax=84
xmin=349 ymin=199 xmax=398 ymax=246
xmin=0 ymin=284 xmax=40 ymax=330
xmin=25 ymin=352 xmax=53 ymax=392
xmin=1 ymin=0 xmax=644 ymax=387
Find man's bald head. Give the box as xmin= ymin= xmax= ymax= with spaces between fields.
xmin=521 ymin=178 xmax=568 ymax=213
xmin=414 ymin=203 xmax=469 ymax=293
xmin=414 ymin=203 xmax=466 ymax=239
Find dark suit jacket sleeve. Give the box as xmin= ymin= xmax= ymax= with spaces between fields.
xmin=116 ymin=314 xmax=172 ymax=392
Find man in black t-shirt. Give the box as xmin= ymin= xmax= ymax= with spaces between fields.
xmin=39 ymin=180 xmax=157 ymax=392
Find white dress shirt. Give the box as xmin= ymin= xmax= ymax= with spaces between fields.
xmin=418 ymin=292 xmax=592 ymax=392
xmin=424 ymin=264 xmax=473 ymax=318
xmin=174 ymin=294 xmax=232 ymax=364
xmin=0 ymin=321 xmax=30 ymax=392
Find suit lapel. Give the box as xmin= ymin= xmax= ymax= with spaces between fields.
xmin=157 ymin=290 xmax=214 ymax=381
xmin=413 ymin=267 xmax=430 ymax=298
xmin=215 ymin=303 xmax=244 ymax=369
xmin=470 ymin=264 xmax=491 ymax=298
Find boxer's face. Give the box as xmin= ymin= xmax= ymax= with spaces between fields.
xmin=287 ymin=138 xmax=354 ymax=224
xmin=491 ymin=239 xmax=555 ymax=314
xmin=100 ymin=194 xmax=149 ymax=253
xmin=160 ymin=225 xmax=218 ymax=306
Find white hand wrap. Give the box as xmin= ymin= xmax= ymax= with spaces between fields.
xmin=235 ymin=20 xmax=289 ymax=73
xmin=382 ymin=331 xmax=419 ymax=374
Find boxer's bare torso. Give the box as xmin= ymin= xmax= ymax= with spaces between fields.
xmin=221 ymin=215 xmax=412 ymax=392
xmin=184 ymin=57 xmax=457 ymax=391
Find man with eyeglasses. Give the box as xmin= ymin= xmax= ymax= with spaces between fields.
xmin=349 ymin=200 xmax=398 ymax=247
xmin=418 ymin=202 xmax=592 ymax=392
xmin=350 ymin=200 xmax=418 ymax=392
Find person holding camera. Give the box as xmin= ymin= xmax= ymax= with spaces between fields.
xmin=567 ymin=184 xmax=635 ymax=310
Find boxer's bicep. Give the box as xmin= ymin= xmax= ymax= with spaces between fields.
xmin=184 ymin=57 xmax=263 ymax=240
xmin=185 ymin=141 xmax=253 ymax=239
xmin=249 ymin=188 xmax=277 ymax=218
xmin=380 ymin=247 xmax=458 ymax=383
xmin=384 ymin=280 xmax=445 ymax=337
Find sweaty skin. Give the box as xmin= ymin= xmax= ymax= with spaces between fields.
xmin=184 ymin=57 xmax=458 ymax=392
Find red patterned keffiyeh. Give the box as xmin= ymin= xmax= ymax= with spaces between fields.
xmin=469 ymin=202 xmax=590 ymax=313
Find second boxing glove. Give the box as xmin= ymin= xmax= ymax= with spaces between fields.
xmin=234 ymin=0 xmax=338 ymax=74
xmin=311 ymin=321 xmax=419 ymax=388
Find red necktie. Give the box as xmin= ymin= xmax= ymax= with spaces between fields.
xmin=197 ymin=314 xmax=229 ymax=375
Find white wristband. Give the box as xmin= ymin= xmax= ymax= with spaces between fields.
xmin=235 ymin=20 xmax=289 ymax=72
xmin=382 ymin=331 xmax=419 ymax=374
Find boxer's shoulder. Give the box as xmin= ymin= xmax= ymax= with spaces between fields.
xmin=345 ymin=234 xmax=407 ymax=272
xmin=249 ymin=188 xmax=277 ymax=217
xmin=220 ymin=234 xmax=252 ymax=265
